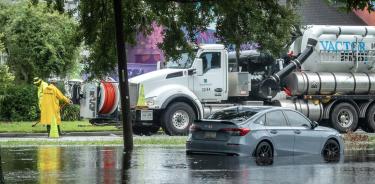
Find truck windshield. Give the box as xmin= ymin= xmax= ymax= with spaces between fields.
xmin=207 ymin=107 xmax=259 ymax=122
xmin=166 ymin=52 xmax=196 ymax=69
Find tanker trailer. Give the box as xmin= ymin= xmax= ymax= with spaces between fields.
xmin=275 ymin=25 xmax=375 ymax=133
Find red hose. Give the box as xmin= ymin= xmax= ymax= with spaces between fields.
xmin=106 ymin=82 xmax=116 ymax=113
xmin=99 ymin=81 xmax=116 ymax=114
xmin=101 ymin=82 xmax=109 ymax=114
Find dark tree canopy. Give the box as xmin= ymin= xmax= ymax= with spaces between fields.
xmin=79 ymin=0 xmax=301 ymax=78
xmin=327 ymin=0 xmax=374 ymax=12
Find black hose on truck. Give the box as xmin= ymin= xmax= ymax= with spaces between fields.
xmin=257 ymin=38 xmax=318 ymax=99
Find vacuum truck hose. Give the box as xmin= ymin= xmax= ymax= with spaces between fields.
xmin=258 ymin=38 xmax=318 ymax=99
xmin=99 ymin=81 xmax=116 ymax=114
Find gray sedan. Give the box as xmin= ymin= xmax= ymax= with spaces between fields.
xmin=186 ymin=106 xmax=344 ymax=161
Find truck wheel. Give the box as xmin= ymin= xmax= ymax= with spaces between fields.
xmin=162 ymin=102 xmax=196 ymax=136
xmin=365 ymin=104 xmax=375 ymax=132
xmin=330 ymin=103 xmax=358 ymax=133
xmin=361 ymin=124 xmax=374 ymax=133
xmin=133 ymin=126 xmax=160 ymax=135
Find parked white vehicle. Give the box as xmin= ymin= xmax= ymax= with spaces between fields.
xmin=79 ymin=25 xmax=375 ymax=135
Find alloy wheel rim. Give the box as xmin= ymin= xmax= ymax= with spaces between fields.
xmin=172 ymin=110 xmax=190 ymax=130
xmin=323 ymin=142 xmax=339 ymax=161
xmin=257 ymin=144 xmax=272 ymax=158
xmin=337 ymin=109 xmax=353 ymax=128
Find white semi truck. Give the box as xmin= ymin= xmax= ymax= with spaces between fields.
xmin=79 ymin=25 xmax=375 ymax=135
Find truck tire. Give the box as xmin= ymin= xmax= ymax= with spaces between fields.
xmin=330 ymin=103 xmax=358 ymax=133
xmin=361 ymin=124 xmax=374 ymax=133
xmin=133 ymin=126 xmax=160 ymax=135
xmin=365 ymin=104 xmax=375 ymax=132
xmin=162 ymin=102 xmax=196 ymax=136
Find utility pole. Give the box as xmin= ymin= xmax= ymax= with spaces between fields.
xmin=113 ymin=0 xmax=133 ymax=151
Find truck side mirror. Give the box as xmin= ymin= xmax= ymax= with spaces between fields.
xmin=156 ymin=61 xmax=162 ymax=70
xmin=195 ymin=58 xmax=203 ymax=76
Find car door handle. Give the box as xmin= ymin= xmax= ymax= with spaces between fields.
xmin=270 ymin=130 xmax=278 ymax=134
xmin=294 ymin=130 xmax=301 ymax=134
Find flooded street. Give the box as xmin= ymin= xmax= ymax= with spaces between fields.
xmin=1 ymin=146 xmax=375 ymax=184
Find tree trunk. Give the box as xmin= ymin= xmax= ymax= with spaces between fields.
xmin=20 ymin=68 xmax=28 ymax=82
xmin=235 ymin=44 xmax=240 ymax=72
xmin=113 ymin=0 xmax=134 ymax=152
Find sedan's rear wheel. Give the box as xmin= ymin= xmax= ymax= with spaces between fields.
xmin=255 ymin=141 xmax=273 ymax=165
xmin=322 ymin=139 xmax=340 ymax=162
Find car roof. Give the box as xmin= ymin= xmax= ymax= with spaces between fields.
xmin=220 ymin=106 xmax=283 ymax=112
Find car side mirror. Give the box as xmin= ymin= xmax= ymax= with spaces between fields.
xmin=311 ymin=121 xmax=319 ymax=129
xmin=195 ymin=58 xmax=203 ymax=76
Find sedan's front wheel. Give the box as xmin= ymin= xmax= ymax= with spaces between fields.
xmin=322 ymin=139 xmax=340 ymax=162
xmin=254 ymin=141 xmax=273 ymax=165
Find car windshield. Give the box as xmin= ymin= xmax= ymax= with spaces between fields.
xmin=165 ymin=52 xmax=196 ymax=69
xmin=207 ymin=107 xmax=259 ymax=122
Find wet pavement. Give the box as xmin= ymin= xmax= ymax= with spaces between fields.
xmin=1 ymin=146 xmax=375 ymax=184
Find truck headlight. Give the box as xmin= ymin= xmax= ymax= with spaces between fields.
xmin=146 ymin=96 xmax=157 ymax=106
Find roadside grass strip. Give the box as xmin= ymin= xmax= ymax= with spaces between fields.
xmin=0 ymin=121 xmax=119 ymax=133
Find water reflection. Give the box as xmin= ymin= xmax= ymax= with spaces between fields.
xmin=37 ymin=147 xmax=61 ymax=184
xmin=0 ymin=147 xmax=4 ymax=184
xmin=121 ymin=151 xmax=132 ymax=184
xmin=1 ymin=146 xmax=375 ymax=184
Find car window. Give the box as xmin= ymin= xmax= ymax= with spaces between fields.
xmin=265 ymin=110 xmax=287 ymax=126
xmin=200 ymin=52 xmax=221 ymax=73
xmin=207 ymin=108 xmax=258 ymax=122
xmin=254 ymin=115 xmax=265 ymax=125
xmin=284 ymin=110 xmax=311 ymax=128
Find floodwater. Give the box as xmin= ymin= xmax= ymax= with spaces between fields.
xmin=1 ymin=146 xmax=375 ymax=184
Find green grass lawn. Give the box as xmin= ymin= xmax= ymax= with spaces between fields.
xmin=0 ymin=120 xmax=119 ymax=133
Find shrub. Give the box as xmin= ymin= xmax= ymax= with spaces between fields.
xmin=0 ymin=84 xmax=39 ymax=121
xmin=0 ymin=65 xmax=15 ymax=104
xmin=61 ymin=104 xmax=80 ymax=121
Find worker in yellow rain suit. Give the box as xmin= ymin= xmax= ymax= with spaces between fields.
xmin=40 ymin=80 xmax=71 ymax=136
xmin=33 ymin=77 xmax=48 ymax=110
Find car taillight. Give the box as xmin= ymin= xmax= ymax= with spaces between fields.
xmin=220 ymin=128 xmax=250 ymax=136
xmin=189 ymin=124 xmax=200 ymax=132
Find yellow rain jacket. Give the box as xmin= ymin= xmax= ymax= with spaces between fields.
xmin=40 ymin=84 xmax=70 ymax=125
xmin=37 ymin=81 xmax=48 ymax=109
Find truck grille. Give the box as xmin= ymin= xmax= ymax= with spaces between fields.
xmin=128 ymin=83 xmax=139 ymax=108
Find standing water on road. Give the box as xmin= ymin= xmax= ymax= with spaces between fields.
xmin=1 ymin=146 xmax=375 ymax=184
